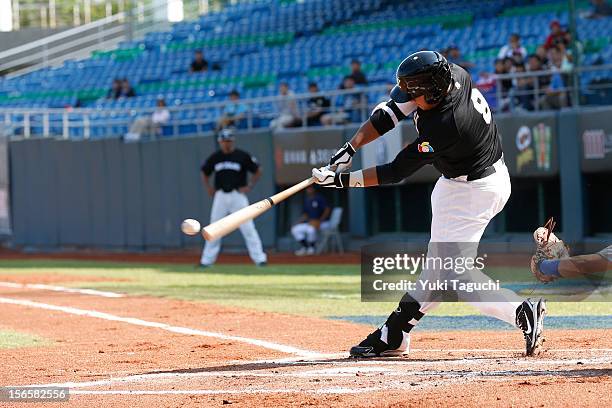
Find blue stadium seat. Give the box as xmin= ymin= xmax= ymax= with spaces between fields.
xmin=1 ymin=0 xmax=610 ymax=139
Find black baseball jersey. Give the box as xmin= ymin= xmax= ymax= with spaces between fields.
xmin=370 ymin=64 xmax=502 ymax=182
xmin=201 ymin=149 xmax=259 ymax=192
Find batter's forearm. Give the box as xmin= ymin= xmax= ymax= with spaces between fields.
xmin=349 ymin=120 xmax=382 ymax=150
xmin=338 ymin=167 xmax=380 ymax=187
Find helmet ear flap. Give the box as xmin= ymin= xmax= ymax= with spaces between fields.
xmin=424 ymin=63 xmax=452 ymax=104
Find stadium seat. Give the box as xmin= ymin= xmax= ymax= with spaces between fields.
xmin=1 ymin=0 xmax=610 ymax=138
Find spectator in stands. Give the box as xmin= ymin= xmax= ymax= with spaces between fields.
xmin=125 ymin=98 xmax=170 ymax=141
xmin=540 ymin=47 xmax=568 ymax=110
xmin=512 ymin=55 xmax=550 ymax=111
xmin=544 ymin=20 xmax=570 ymax=50
xmin=107 ymin=79 xmax=121 ymax=99
xmin=527 ymin=54 xmax=544 ymax=73
xmin=305 ymin=82 xmax=331 ymax=127
xmin=498 ymin=33 xmax=527 ymax=63
xmin=341 ymin=59 xmax=367 ymax=88
xmin=446 ymin=45 xmax=475 ymax=71
xmin=560 ymin=31 xmax=583 ymax=67
xmin=588 ymin=0 xmax=612 ymax=17
xmin=502 ymin=56 xmax=514 ymax=73
xmin=552 ymin=43 xmax=574 ymax=73
xmin=291 ymin=185 xmax=330 ymax=256
xmin=528 ymin=54 xmax=551 ymax=80
xmin=493 ymin=58 xmax=512 ymax=112
xmin=270 ymin=82 xmax=301 ymax=129
xmin=512 ymin=62 xmax=535 ymax=111
xmin=120 ymin=79 xmax=136 ymax=98
xmin=216 ymin=90 xmax=248 ymax=130
xmin=321 ymin=77 xmax=363 ymax=125
xmin=190 ymin=50 xmax=209 ymax=73
xmin=535 ymin=45 xmax=550 ymax=68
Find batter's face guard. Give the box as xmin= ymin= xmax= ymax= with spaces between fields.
xmin=392 ymin=50 xmax=452 ymax=105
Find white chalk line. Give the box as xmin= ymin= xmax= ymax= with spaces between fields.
xmin=0 ymin=282 xmax=124 ymax=298
xmin=68 ymin=387 xmax=381 ymax=396
xmin=12 ymin=355 xmax=611 ymax=390
xmin=236 ymin=348 xmax=612 ymax=365
xmin=0 ymin=296 xmax=319 ymax=358
xmin=65 ymin=364 xmax=612 ymax=398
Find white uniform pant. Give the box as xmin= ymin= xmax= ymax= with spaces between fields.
xmin=201 ymin=190 xmax=267 ymax=265
xmin=291 ymin=221 xmax=330 ymax=244
xmin=413 ymin=158 xmax=523 ymax=326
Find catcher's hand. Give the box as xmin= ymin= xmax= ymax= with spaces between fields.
xmin=530 ymin=217 xmax=570 ymax=283
xmin=328 ymin=142 xmax=355 ymax=173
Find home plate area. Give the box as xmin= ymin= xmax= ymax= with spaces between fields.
xmin=40 ymin=350 xmax=612 ymax=397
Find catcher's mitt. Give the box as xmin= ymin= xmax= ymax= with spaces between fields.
xmin=530 ymin=217 xmax=570 ymax=283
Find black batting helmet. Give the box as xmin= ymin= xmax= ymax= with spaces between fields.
xmin=390 ymin=50 xmax=452 ymax=105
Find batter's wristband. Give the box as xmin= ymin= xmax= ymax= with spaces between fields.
xmin=346 ymin=142 xmax=356 ymax=156
xmin=331 ymin=142 xmax=356 ymax=166
xmin=339 ymin=173 xmax=350 ymax=188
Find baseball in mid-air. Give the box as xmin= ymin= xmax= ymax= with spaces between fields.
xmin=181 ymin=219 xmax=201 ymax=235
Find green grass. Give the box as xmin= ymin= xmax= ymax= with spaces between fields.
xmin=0 ymin=329 xmax=50 ymax=349
xmin=0 ymin=260 xmax=609 ymax=319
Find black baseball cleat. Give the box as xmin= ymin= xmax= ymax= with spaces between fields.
xmin=349 ymin=327 xmax=409 ymax=358
xmin=516 ymin=298 xmax=547 ymax=356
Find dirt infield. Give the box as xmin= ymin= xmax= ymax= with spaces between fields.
xmin=1 ymin=274 xmax=610 ymax=407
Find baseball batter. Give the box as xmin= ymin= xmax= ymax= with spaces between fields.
xmin=313 ymin=51 xmax=547 ymax=357
xmin=200 ymin=129 xmax=267 ymax=267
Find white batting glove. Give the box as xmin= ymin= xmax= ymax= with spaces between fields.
xmin=312 ymin=167 xmax=346 ymax=188
xmin=328 ymin=142 xmax=355 ymax=173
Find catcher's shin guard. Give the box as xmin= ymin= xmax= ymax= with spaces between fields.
xmin=350 ymin=294 xmax=423 ymax=358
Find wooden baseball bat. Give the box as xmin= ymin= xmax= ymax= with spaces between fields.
xmin=202 ymin=177 xmax=315 ymax=241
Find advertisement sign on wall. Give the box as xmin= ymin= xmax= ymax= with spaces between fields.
xmin=497 ymin=115 xmax=558 ymax=177
xmin=273 ymin=129 xmax=344 ymax=184
xmin=579 ymin=110 xmax=612 ymax=173
xmin=513 ymin=123 xmax=553 ymax=173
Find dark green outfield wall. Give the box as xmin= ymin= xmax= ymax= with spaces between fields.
xmin=9 ymin=130 xmax=275 ymax=249
xmin=8 ymin=108 xmax=612 ymax=249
